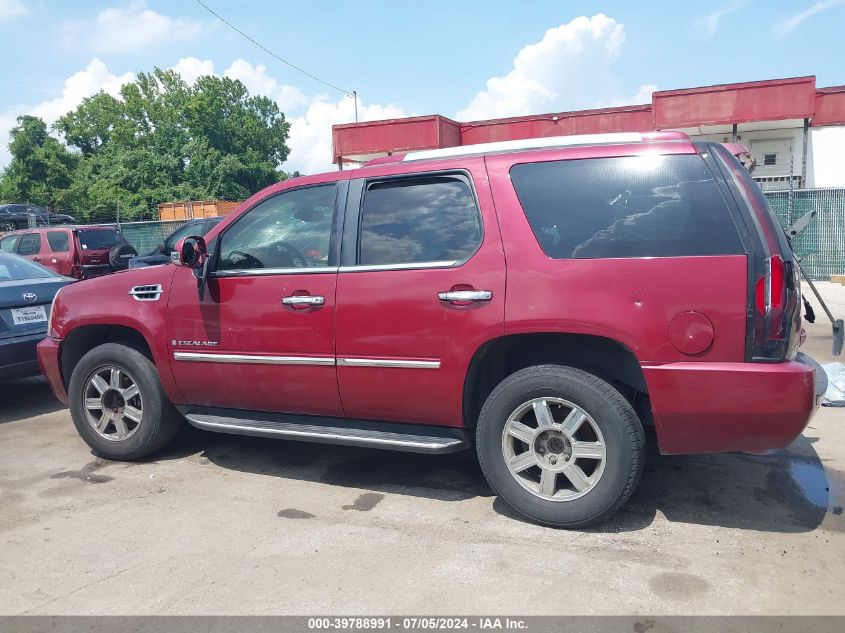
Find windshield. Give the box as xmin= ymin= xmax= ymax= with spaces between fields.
xmin=0 ymin=253 xmax=57 ymax=280
xmin=78 ymin=229 xmax=123 ymax=250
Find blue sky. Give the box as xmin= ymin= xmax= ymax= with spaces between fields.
xmin=1 ymin=0 xmax=843 ymax=172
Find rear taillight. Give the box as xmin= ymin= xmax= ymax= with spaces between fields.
xmin=711 ymin=143 xmax=800 ymax=362
xmin=755 ymin=255 xmax=785 ymax=315
xmin=752 ymin=254 xmax=797 ymax=360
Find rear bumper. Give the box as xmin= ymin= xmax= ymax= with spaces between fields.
xmin=644 ymin=355 xmax=822 ymax=455
xmin=36 ymin=337 xmax=68 ymax=403
xmin=0 ymin=331 xmax=46 ymax=379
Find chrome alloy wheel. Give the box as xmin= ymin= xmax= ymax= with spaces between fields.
xmin=82 ymin=365 xmax=143 ymax=441
xmin=501 ymin=397 xmax=607 ymax=501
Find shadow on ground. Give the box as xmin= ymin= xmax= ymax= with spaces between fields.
xmin=0 ymin=376 xmax=64 ymax=423
xmin=155 ymin=423 xmax=841 ymax=534
xmin=7 ymin=376 xmax=836 ymax=533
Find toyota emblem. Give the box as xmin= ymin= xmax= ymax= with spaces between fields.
xmin=23 ymin=292 xmax=37 ymax=303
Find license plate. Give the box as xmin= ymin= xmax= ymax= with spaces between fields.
xmin=11 ymin=305 xmax=47 ymax=325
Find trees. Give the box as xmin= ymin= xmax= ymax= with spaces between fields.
xmin=0 ymin=69 xmax=292 ymax=221
xmin=0 ymin=116 xmax=78 ymax=210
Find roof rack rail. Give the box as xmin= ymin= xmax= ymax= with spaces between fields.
xmin=403 ymin=131 xmax=690 ymax=163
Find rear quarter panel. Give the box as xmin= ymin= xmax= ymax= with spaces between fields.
xmin=485 ymin=143 xmax=749 ymax=363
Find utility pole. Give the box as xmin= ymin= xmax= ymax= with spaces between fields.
xmin=353 ymin=90 xmax=358 ymax=123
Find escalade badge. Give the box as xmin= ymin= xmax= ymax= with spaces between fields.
xmin=171 ymin=340 xmax=220 ymax=347
xmin=23 ymin=292 xmax=37 ymax=303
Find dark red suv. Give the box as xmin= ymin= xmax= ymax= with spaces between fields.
xmin=0 ymin=226 xmax=137 ymax=279
xmin=37 ymin=131 xmax=825 ymax=527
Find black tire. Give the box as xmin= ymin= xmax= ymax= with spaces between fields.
xmin=109 ymin=243 xmax=138 ymax=271
xmin=476 ymin=364 xmax=644 ymax=528
xmin=1 ymin=222 xmax=15 ymax=233
xmin=68 ymin=342 xmax=182 ymax=460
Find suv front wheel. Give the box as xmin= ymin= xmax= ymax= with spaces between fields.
xmin=68 ymin=342 xmax=181 ymax=460
xmin=476 ymin=365 xmax=644 ymax=528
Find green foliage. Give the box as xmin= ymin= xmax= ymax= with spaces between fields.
xmin=0 ymin=68 xmax=291 ymax=221
xmin=0 ymin=116 xmax=78 ymax=210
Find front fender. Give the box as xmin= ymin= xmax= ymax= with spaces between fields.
xmin=51 ymin=266 xmax=185 ymax=404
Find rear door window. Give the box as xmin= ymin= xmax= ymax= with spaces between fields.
xmin=358 ymin=175 xmax=482 ymax=266
xmin=510 ymin=154 xmax=744 ymax=259
xmin=46 ymin=231 xmax=70 ymax=252
xmin=17 ymin=233 xmax=41 ymax=256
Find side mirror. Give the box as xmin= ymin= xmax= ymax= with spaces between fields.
xmin=173 ymin=236 xmax=207 ymax=269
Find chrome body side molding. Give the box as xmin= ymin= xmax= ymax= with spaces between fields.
xmin=173 ymin=352 xmax=335 ymax=366
xmin=336 ymin=358 xmax=441 ymax=369
xmin=173 ymin=352 xmax=440 ymax=369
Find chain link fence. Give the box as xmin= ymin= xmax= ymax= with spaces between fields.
xmin=764 ymin=188 xmax=845 ymax=280
xmin=92 ymin=220 xmax=190 ymax=255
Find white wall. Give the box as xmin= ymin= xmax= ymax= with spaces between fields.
xmin=807 ymin=127 xmax=845 ymax=188
xmin=690 ymin=127 xmax=806 ymax=177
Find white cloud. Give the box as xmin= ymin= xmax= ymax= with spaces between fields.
xmin=287 ymin=96 xmax=408 ymax=174
xmin=774 ymin=0 xmax=845 ymax=37
xmin=696 ymin=0 xmax=747 ymax=36
xmin=0 ymin=0 xmax=27 ymax=21
xmin=30 ymin=58 xmax=133 ymax=124
xmin=223 ymin=60 xmax=309 ymax=113
xmin=456 ymin=14 xmax=629 ymax=121
xmin=0 ymin=58 xmax=133 ymax=167
xmin=62 ymin=0 xmax=204 ymax=53
xmin=170 ymin=57 xmax=215 ymax=86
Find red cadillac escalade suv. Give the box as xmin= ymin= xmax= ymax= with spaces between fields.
xmin=37 ymin=131 xmax=826 ymax=527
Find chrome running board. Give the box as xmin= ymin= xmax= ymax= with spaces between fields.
xmin=181 ymin=407 xmax=468 ymax=454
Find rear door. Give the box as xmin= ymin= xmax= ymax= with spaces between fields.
xmin=45 ymin=229 xmax=73 ymax=275
xmin=334 ymin=160 xmax=506 ymax=427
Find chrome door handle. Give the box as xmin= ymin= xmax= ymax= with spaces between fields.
xmin=437 ymin=290 xmax=493 ymax=302
xmin=282 ymin=295 xmax=325 ymax=306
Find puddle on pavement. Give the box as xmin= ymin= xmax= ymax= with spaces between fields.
xmin=789 ymin=461 xmax=829 ymax=508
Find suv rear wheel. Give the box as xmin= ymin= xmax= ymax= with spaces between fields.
xmin=68 ymin=342 xmax=181 ymax=460
xmin=476 ymin=365 xmax=644 ymax=528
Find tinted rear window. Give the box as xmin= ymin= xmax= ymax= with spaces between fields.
xmin=78 ymin=230 xmax=122 ymax=250
xmin=510 ymin=154 xmax=744 ymax=259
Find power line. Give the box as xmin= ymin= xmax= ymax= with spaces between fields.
xmin=193 ymin=0 xmax=354 ymax=97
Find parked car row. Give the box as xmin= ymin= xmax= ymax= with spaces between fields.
xmin=0 ymin=226 xmax=137 ymax=279
xmin=0 ymin=204 xmax=75 ymax=231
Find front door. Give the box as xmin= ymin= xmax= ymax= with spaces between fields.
xmin=335 ymin=161 xmax=506 ymax=428
xmin=167 ymin=181 xmax=345 ymax=416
